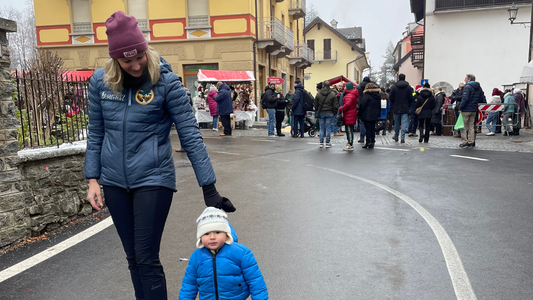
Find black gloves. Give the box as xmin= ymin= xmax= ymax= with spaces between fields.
xmin=202 ymin=184 xmax=236 ymax=213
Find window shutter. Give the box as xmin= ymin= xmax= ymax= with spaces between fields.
xmin=188 ymin=0 xmax=208 ymax=17
xmin=72 ymin=0 xmax=91 ymax=23
xmin=128 ymin=0 xmax=147 ymax=20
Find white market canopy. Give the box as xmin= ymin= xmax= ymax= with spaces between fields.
xmin=197 ymin=69 xmax=255 ymax=82
xmin=519 ymin=60 xmax=533 ymax=83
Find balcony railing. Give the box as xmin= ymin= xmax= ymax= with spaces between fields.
xmin=411 ymin=30 xmax=424 ymax=68
xmin=137 ymin=19 xmax=148 ymax=30
xmin=436 ymin=0 xmax=531 ymax=11
xmin=315 ymin=50 xmax=337 ymax=62
xmin=289 ymin=0 xmax=306 ymax=19
xmin=73 ymin=22 xmax=92 ymax=33
xmin=189 ymin=15 xmax=209 ymax=28
xmin=285 ymin=27 xmax=294 ymax=51
xmin=258 ymin=17 xmax=285 ymax=46
xmin=290 ymin=43 xmax=315 ymax=66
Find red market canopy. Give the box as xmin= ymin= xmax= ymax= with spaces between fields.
xmin=327 ymin=75 xmax=357 ymax=86
xmin=62 ymin=70 xmax=94 ymax=81
xmin=197 ymin=69 xmax=255 ymax=82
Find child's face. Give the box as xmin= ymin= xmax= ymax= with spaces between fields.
xmin=201 ymin=231 xmax=229 ymax=250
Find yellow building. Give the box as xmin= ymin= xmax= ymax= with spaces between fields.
xmin=33 ymin=0 xmax=314 ymax=110
xmin=304 ymin=17 xmax=369 ymax=91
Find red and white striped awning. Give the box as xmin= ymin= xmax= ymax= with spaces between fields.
xmin=197 ymin=69 xmax=255 ymax=82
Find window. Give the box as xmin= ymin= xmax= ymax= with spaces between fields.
xmin=188 ymin=0 xmax=209 ymax=27
xmin=323 ymin=39 xmax=331 ymax=60
xmin=307 ymin=39 xmax=314 ymax=51
xmin=128 ymin=0 xmax=148 ymax=29
xmin=71 ymin=0 xmax=91 ymax=33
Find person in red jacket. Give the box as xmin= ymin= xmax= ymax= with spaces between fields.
xmin=206 ymin=85 xmax=219 ymax=131
xmin=338 ymin=82 xmax=359 ymax=151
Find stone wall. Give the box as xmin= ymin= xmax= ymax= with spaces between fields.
xmin=0 ymin=18 xmax=94 ymax=249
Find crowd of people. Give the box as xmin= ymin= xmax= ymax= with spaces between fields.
xmin=253 ymin=72 xmax=528 ymax=150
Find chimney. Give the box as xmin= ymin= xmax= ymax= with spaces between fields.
xmin=330 ymin=19 xmax=338 ymax=29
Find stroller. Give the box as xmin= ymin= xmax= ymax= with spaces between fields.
xmin=291 ymin=112 xmax=317 ymax=137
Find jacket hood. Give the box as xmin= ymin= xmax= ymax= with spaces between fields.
xmin=295 ymin=82 xmax=305 ymax=90
xmin=468 ymin=82 xmax=481 ymax=90
xmin=364 ymin=87 xmax=381 ymax=94
xmin=395 ymin=80 xmax=409 ymax=89
xmin=319 ymin=86 xmax=331 ymax=96
xmin=219 ymin=83 xmax=230 ymax=91
xmin=419 ymin=88 xmax=434 ymax=98
xmin=345 ymin=89 xmax=358 ymax=96
xmin=208 ymin=90 xmax=217 ymax=97
xmin=264 ymin=86 xmax=272 ymax=92
xmin=159 ymin=57 xmax=173 ymax=74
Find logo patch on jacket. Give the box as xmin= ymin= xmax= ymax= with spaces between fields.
xmin=100 ymin=91 xmax=125 ymax=101
xmin=135 ymin=89 xmax=154 ymax=105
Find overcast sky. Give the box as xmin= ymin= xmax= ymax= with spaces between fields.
xmin=0 ymin=0 xmax=415 ymax=69
xmin=307 ymin=0 xmax=414 ymax=70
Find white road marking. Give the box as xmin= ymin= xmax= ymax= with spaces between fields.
xmin=311 ymin=165 xmax=477 ymax=300
xmin=374 ymin=147 xmax=411 ymax=152
xmin=450 ymin=155 xmax=489 ymax=162
xmin=0 ymin=217 xmax=114 ymax=283
xmin=211 ymin=151 xmax=242 ymax=156
xmin=252 ymin=139 xmax=277 ymax=142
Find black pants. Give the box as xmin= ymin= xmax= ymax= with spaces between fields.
xmin=220 ymin=115 xmax=232 ymax=135
xmin=433 ymin=123 xmax=442 ymax=135
xmin=103 ymin=186 xmax=174 ymax=300
xmin=275 ymin=110 xmax=285 ymax=134
xmin=362 ymin=120 xmax=376 ymax=145
xmin=418 ymin=118 xmax=431 ymax=142
xmin=293 ymin=115 xmax=305 ymax=136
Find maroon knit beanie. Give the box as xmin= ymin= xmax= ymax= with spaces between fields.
xmin=106 ymin=11 xmax=148 ymax=59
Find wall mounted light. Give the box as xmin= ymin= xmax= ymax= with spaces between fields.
xmin=508 ymin=3 xmax=531 ymax=27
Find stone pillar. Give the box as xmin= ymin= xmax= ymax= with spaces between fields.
xmin=0 ymin=18 xmax=29 ymax=248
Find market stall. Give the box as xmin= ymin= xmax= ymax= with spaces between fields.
xmin=194 ymin=69 xmax=257 ymax=128
xmin=327 ymin=75 xmax=357 ymax=86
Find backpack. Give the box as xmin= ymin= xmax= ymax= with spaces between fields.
xmin=260 ymin=92 xmax=267 ymax=109
xmin=302 ymin=90 xmax=314 ymax=111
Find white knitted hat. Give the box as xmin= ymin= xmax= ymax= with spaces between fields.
xmin=196 ymin=207 xmax=233 ymax=248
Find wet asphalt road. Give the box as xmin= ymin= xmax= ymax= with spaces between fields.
xmin=1 ymin=131 xmax=532 ymax=300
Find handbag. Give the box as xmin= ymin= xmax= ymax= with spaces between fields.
xmin=415 ymin=98 xmax=429 ymax=115
xmin=336 ymin=112 xmax=344 ymax=127
xmin=375 ymin=120 xmax=386 ymax=131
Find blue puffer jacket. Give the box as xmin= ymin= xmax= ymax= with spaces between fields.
xmin=179 ymin=242 xmax=268 ymax=300
xmin=459 ymin=81 xmax=485 ymax=112
xmin=215 ymin=84 xmax=233 ymax=115
xmin=84 ymin=58 xmax=216 ymax=191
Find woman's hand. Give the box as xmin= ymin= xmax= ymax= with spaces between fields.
xmin=87 ymin=179 xmax=104 ymax=211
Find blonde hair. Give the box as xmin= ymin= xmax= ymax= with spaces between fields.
xmin=216 ymin=82 xmax=223 ymax=89
xmin=104 ymin=46 xmax=161 ymax=95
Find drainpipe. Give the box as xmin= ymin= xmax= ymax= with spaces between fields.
xmin=253 ymin=0 xmax=259 ymax=109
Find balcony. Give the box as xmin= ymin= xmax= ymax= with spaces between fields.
xmin=188 ymin=15 xmax=209 ymax=28
xmin=258 ymin=17 xmax=294 ymax=58
xmin=314 ymin=50 xmax=337 ymax=63
xmin=289 ymin=43 xmax=314 ymax=69
xmin=411 ymin=30 xmax=424 ymax=68
xmin=435 ymin=0 xmax=531 ymax=11
xmin=289 ymin=0 xmax=306 ymax=20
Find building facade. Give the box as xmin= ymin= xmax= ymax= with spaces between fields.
xmin=33 ymin=0 xmax=314 ymax=105
xmin=303 ymin=17 xmax=369 ymax=91
xmin=410 ymin=0 xmax=532 ymax=92
xmin=392 ymin=23 xmax=423 ymax=87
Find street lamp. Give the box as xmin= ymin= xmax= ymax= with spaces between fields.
xmin=508 ymin=3 xmax=531 ymax=27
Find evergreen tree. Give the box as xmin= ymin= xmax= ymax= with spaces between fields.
xmin=376 ymin=41 xmax=396 ymax=89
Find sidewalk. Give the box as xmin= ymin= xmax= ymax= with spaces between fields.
xmin=200 ymin=124 xmax=533 ymax=153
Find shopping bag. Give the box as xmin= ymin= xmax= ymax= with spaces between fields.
xmin=454 ymin=113 xmax=465 ymax=131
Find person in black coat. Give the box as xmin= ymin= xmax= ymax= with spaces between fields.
xmin=416 ymin=84 xmax=437 ymax=143
xmin=358 ymin=83 xmax=382 ymax=149
xmin=275 ymin=86 xmax=288 ymax=136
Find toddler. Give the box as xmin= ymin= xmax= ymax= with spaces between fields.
xmin=179 ymin=207 xmax=268 ymax=300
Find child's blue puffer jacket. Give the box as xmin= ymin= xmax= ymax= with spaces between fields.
xmin=179 ymin=242 xmax=268 ymax=300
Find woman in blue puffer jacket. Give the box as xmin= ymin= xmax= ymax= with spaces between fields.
xmin=84 ymin=11 xmax=235 ymax=300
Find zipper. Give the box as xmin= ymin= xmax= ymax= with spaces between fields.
xmin=122 ymin=89 xmax=131 ymax=189
xmin=212 ymin=251 xmax=219 ymax=300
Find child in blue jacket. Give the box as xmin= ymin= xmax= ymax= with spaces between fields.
xmin=179 ymin=207 xmax=268 ymax=300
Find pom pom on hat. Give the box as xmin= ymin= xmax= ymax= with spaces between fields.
xmin=106 ymin=11 xmax=148 ymax=59
xmin=196 ymin=207 xmax=233 ymax=248
xmin=345 ymin=82 xmax=354 ymax=90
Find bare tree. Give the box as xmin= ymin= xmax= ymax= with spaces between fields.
xmin=305 ymin=4 xmax=319 ymax=28
xmin=0 ymin=0 xmax=37 ymax=70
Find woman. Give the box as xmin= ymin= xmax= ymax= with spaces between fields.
xmin=275 ymin=85 xmax=287 ymax=136
xmin=503 ymin=89 xmax=517 ymax=135
xmin=416 ymin=84 xmax=436 ymax=143
xmin=358 ymin=83 xmax=382 ymax=149
xmin=84 ymin=11 xmax=235 ymax=300
xmin=207 ymin=85 xmax=218 ymax=131
xmin=431 ymin=87 xmax=445 ymax=136
xmin=338 ymin=82 xmax=358 ymax=151
xmin=485 ymin=88 xmax=502 ymax=136
xmin=215 ymin=81 xmax=234 ymax=136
